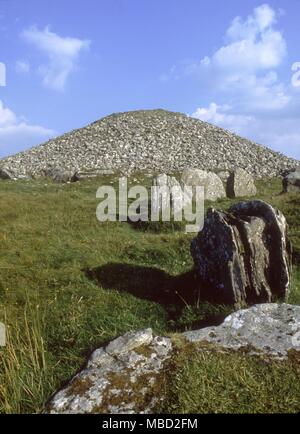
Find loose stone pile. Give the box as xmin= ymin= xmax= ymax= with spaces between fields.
xmin=1 ymin=109 xmax=299 ymax=178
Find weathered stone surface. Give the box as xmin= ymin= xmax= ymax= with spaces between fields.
xmin=227 ymin=168 xmax=257 ymax=197
xmin=217 ymin=170 xmax=231 ymax=184
xmin=184 ymin=303 xmax=300 ymax=359
xmin=153 ymin=173 xmax=180 ymax=189
xmin=0 ymin=166 xmax=16 ymax=180
xmin=48 ymin=167 xmax=80 ymax=183
xmin=191 ymin=200 xmax=291 ymax=305
xmin=181 ymin=169 xmax=226 ymax=201
xmin=151 ymin=174 xmax=183 ymax=219
xmin=1 ymin=110 xmax=298 ymax=178
xmin=283 ymin=169 xmax=300 ymax=193
xmin=47 ymin=304 xmax=300 ymax=413
xmin=47 ymin=329 xmax=172 ymax=414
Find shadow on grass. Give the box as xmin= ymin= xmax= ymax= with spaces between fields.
xmin=84 ymin=263 xmax=230 ymax=330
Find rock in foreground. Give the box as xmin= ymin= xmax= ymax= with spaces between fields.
xmin=184 ymin=303 xmax=300 ymax=358
xmin=47 ymin=329 xmax=172 ymax=414
xmin=47 ymin=304 xmax=300 ymax=414
xmin=191 ymin=200 xmax=291 ymax=305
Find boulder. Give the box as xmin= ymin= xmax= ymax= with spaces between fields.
xmin=0 ymin=166 xmax=16 ymax=180
xmin=47 ymin=303 xmax=300 ymax=413
xmin=47 ymin=329 xmax=172 ymax=414
xmin=48 ymin=167 xmax=80 ymax=183
xmin=152 ymin=174 xmax=183 ymax=218
xmin=190 ymin=200 xmax=291 ymax=305
xmin=181 ymin=169 xmax=226 ymax=201
xmin=283 ymin=169 xmax=300 ymax=193
xmin=227 ymin=168 xmax=257 ymax=197
xmin=217 ymin=170 xmax=231 ymax=184
xmin=184 ymin=303 xmax=300 ymax=359
xmin=153 ymin=173 xmax=180 ymax=189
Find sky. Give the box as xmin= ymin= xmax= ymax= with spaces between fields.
xmin=0 ymin=0 xmax=300 ymax=159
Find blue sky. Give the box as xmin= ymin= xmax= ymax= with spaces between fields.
xmin=0 ymin=0 xmax=300 ymax=158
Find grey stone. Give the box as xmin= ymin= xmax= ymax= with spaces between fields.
xmin=47 ymin=329 xmax=173 ymax=414
xmin=217 ymin=170 xmax=231 ymax=184
xmin=184 ymin=303 xmax=300 ymax=359
xmin=227 ymin=168 xmax=257 ymax=197
xmin=181 ymin=169 xmax=226 ymax=201
xmin=48 ymin=167 xmax=80 ymax=183
xmin=47 ymin=303 xmax=300 ymax=413
xmin=152 ymin=173 xmax=181 ymax=190
xmin=0 ymin=166 xmax=16 ymax=180
xmin=191 ymin=200 xmax=291 ymax=305
xmin=152 ymin=174 xmax=183 ymax=217
xmin=1 ymin=110 xmax=298 ymax=179
xmin=283 ymin=169 xmax=300 ymax=193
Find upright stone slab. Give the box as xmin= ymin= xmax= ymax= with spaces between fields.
xmin=227 ymin=168 xmax=257 ymax=197
xmin=190 ymin=200 xmax=291 ymax=305
xmin=181 ymin=168 xmax=226 ymax=201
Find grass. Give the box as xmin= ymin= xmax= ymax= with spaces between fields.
xmin=160 ymin=340 xmax=300 ymax=414
xmin=0 ymin=175 xmax=299 ymax=413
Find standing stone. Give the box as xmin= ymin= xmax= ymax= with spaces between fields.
xmin=152 ymin=174 xmax=183 ymax=218
xmin=153 ymin=173 xmax=180 ymax=189
xmin=190 ymin=200 xmax=291 ymax=305
xmin=217 ymin=170 xmax=231 ymax=185
xmin=181 ymin=169 xmax=226 ymax=201
xmin=227 ymin=168 xmax=257 ymax=197
xmin=283 ymin=169 xmax=300 ymax=193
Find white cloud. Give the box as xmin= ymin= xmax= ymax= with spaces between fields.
xmin=21 ymin=26 xmax=90 ymax=91
xmin=0 ymin=100 xmax=56 ymax=156
xmin=16 ymin=60 xmax=30 ymax=74
xmin=206 ymin=4 xmax=286 ymax=73
xmin=186 ymin=4 xmax=300 ymax=159
xmin=191 ymin=101 xmax=300 ymax=159
xmin=197 ymin=4 xmax=287 ymax=99
xmin=192 ymin=103 xmax=253 ymax=135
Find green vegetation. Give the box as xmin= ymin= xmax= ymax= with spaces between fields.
xmin=160 ymin=340 xmax=300 ymax=414
xmin=0 ymin=175 xmax=299 ymax=413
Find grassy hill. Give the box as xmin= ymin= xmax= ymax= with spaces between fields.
xmin=0 ymin=175 xmax=300 ymax=413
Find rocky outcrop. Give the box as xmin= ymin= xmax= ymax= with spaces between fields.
xmin=191 ymin=200 xmax=291 ymax=305
xmin=283 ymin=169 xmax=300 ymax=193
xmin=181 ymin=169 xmax=226 ymax=201
xmin=184 ymin=303 xmax=300 ymax=359
xmin=47 ymin=329 xmax=172 ymax=414
xmin=227 ymin=168 xmax=257 ymax=197
xmin=1 ymin=110 xmax=299 ymax=178
xmin=47 ymin=304 xmax=300 ymax=414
